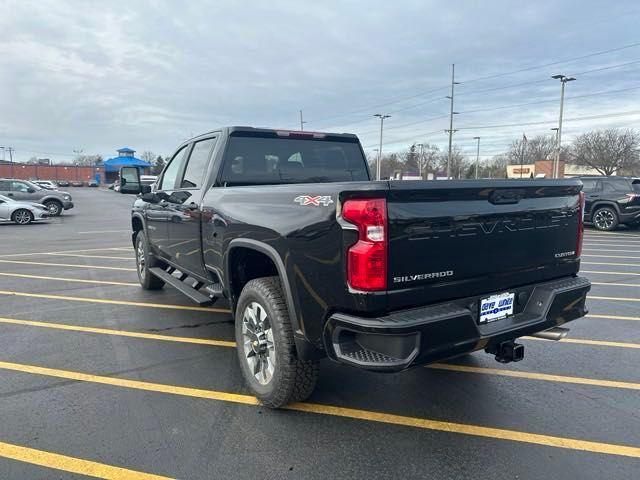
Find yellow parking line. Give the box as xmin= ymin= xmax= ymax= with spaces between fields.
xmin=524 ymin=336 xmax=640 ymax=349
xmin=582 ymin=261 xmax=640 ymax=267
xmin=591 ymin=281 xmax=640 ymax=287
xmin=0 ymin=247 xmax=130 ymax=258
xmin=0 ymin=440 xmax=172 ymax=480
xmin=427 ymin=363 xmax=640 ymax=390
xmin=0 ymin=272 xmax=138 ymax=287
xmin=583 ymin=243 xmax=640 ymax=248
xmin=587 ymin=313 xmax=640 ymax=322
xmin=583 ymin=248 xmax=640 ymax=254
xmin=0 ymin=290 xmax=231 ymax=313
xmin=0 ymin=259 xmax=135 ymax=272
xmin=589 ymin=295 xmax=640 ymax=302
xmin=582 ymin=254 xmax=640 ymax=260
xmin=0 ymin=317 xmax=235 ymax=347
xmin=44 ymin=253 xmax=133 ymax=260
xmin=585 ymin=232 xmax=640 ymax=238
xmin=583 ymin=270 xmax=640 ymax=276
xmin=0 ymin=361 xmax=638 ymax=459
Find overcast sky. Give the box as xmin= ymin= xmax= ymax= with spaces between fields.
xmin=1 ymin=0 xmax=639 ymax=163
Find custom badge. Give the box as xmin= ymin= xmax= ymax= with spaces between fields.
xmin=294 ymin=195 xmax=334 ymax=207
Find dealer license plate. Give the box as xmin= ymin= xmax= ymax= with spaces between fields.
xmin=479 ymin=292 xmax=515 ymax=324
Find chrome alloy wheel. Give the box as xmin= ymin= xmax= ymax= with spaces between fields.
xmin=14 ymin=210 xmax=32 ymax=224
xmin=242 ymin=301 xmax=276 ymax=385
xmin=593 ymin=209 xmax=615 ymax=230
xmin=136 ymin=240 xmax=146 ymax=281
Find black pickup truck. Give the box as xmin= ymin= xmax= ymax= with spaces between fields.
xmin=119 ymin=126 xmax=590 ymax=407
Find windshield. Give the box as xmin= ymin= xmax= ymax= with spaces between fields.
xmin=219 ymin=135 xmax=369 ymax=186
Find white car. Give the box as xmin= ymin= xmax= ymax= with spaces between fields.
xmin=33 ymin=180 xmax=58 ymax=190
xmin=0 ymin=194 xmax=50 ymax=225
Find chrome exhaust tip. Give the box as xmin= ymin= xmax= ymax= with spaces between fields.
xmin=530 ymin=327 xmax=569 ymax=341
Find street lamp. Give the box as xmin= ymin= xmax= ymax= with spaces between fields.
xmin=551 ymin=75 xmax=576 ymax=178
xmin=373 ymin=114 xmax=391 ymax=180
xmin=473 ymin=137 xmax=481 ymax=179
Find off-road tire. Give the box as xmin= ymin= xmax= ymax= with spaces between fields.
xmin=592 ymin=206 xmax=619 ymax=231
xmin=135 ymin=231 xmax=165 ymax=290
xmin=235 ymin=276 xmax=319 ymax=408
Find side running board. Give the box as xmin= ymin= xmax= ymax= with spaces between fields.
xmin=149 ymin=267 xmax=213 ymax=306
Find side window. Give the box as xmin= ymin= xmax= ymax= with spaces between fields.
xmin=0 ymin=180 xmax=10 ymax=191
xmin=580 ymin=179 xmax=597 ymax=192
xmin=11 ymin=181 xmax=29 ymax=192
xmin=159 ymin=146 xmax=189 ymax=191
xmin=180 ymin=138 xmax=216 ymax=189
xmin=603 ymin=180 xmax=630 ymax=192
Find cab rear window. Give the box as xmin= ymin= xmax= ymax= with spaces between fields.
xmin=219 ymin=135 xmax=369 ymax=186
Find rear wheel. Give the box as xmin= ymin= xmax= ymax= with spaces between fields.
xmin=135 ymin=231 xmax=165 ymax=290
xmin=44 ymin=200 xmax=63 ymax=216
xmin=592 ymin=206 xmax=619 ymax=231
xmin=12 ymin=209 xmax=33 ymax=225
xmin=235 ymin=277 xmax=319 ymax=408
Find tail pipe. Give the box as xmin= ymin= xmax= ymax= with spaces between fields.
xmin=529 ymin=327 xmax=569 ymax=341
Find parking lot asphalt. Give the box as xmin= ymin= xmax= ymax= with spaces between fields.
xmin=0 ymin=187 xmax=639 ymax=479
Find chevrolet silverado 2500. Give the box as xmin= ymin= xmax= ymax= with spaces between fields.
xmin=119 ymin=126 xmax=590 ymax=407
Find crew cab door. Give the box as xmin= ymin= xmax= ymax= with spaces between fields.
xmin=9 ymin=180 xmax=37 ymax=201
xmin=164 ymin=136 xmax=217 ymax=278
xmin=147 ymin=145 xmax=190 ymax=257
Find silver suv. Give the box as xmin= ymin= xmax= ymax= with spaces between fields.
xmin=0 ymin=179 xmax=74 ymax=216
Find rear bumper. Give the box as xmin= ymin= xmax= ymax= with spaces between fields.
xmin=323 ymin=276 xmax=591 ymax=372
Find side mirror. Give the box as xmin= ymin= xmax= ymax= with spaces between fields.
xmin=27 ymin=188 xmax=36 ymax=193
xmin=119 ymin=166 xmax=142 ymax=194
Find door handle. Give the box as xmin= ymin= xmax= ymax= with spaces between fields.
xmin=186 ymin=202 xmax=199 ymax=211
xmin=7 ymin=193 xmax=13 ymax=197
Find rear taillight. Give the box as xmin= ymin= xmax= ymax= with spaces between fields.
xmin=342 ymin=198 xmax=387 ymax=291
xmin=576 ymin=191 xmax=585 ymax=258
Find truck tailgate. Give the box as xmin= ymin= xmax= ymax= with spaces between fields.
xmin=386 ymin=180 xmax=583 ymax=308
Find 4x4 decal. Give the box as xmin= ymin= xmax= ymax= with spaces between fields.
xmin=294 ymin=195 xmax=334 ymax=207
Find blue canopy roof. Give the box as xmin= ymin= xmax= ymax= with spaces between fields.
xmin=103 ymin=156 xmax=152 ymax=172
xmin=117 ymin=147 xmax=136 ymax=153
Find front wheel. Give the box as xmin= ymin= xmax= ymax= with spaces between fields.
xmin=592 ymin=207 xmax=619 ymax=231
xmin=235 ymin=277 xmax=319 ymax=408
xmin=12 ymin=209 xmax=34 ymax=225
xmin=135 ymin=231 xmax=165 ymax=290
xmin=44 ymin=200 xmax=63 ymax=216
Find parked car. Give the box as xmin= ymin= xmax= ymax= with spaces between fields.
xmin=57 ymin=180 xmax=70 ymax=187
xmin=88 ymin=180 xmax=98 ymax=187
xmin=578 ymin=176 xmax=640 ymax=230
xmin=33 ymin=180 xmax=58 ymax=190
xmin=0 ymin=194 xmax=50 ymax=224
xmin=0 ymin=179 xmax=74 ymax=216
xmin=71 ymin=180 xmax=85 ymax=187
xmin=118 ymin=126 xmax=590 ymax=408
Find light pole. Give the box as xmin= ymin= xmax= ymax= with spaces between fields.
xmin=473 ymin=137 xmax=481 ymax=179
xmin=445 ymin=63 xmax=460 ymax=179
xmin=551 ymin=74 xmax=576 ymax=178
xmin=299 ymin=110 xmax=306 ymax=131
xmin=373 ymin=114 xmax=390 ymax=180
xmin=416 ymin=143 xmax=425 ymax=179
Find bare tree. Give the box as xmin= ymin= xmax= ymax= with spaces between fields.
xmin=140 ymin=151 xmax=156 ymax=164
xmin=152 ymin=155 xmax=166 ymax=175
xmin=74 ymin=154 xmax=103 ymax=166
xmin=505 ymin=134 xmax=560 ymax=165
xmin=569 ymin=128 xmax=640 ymax=176
xmin=437 ymin=146 xmax=468 ymax=179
